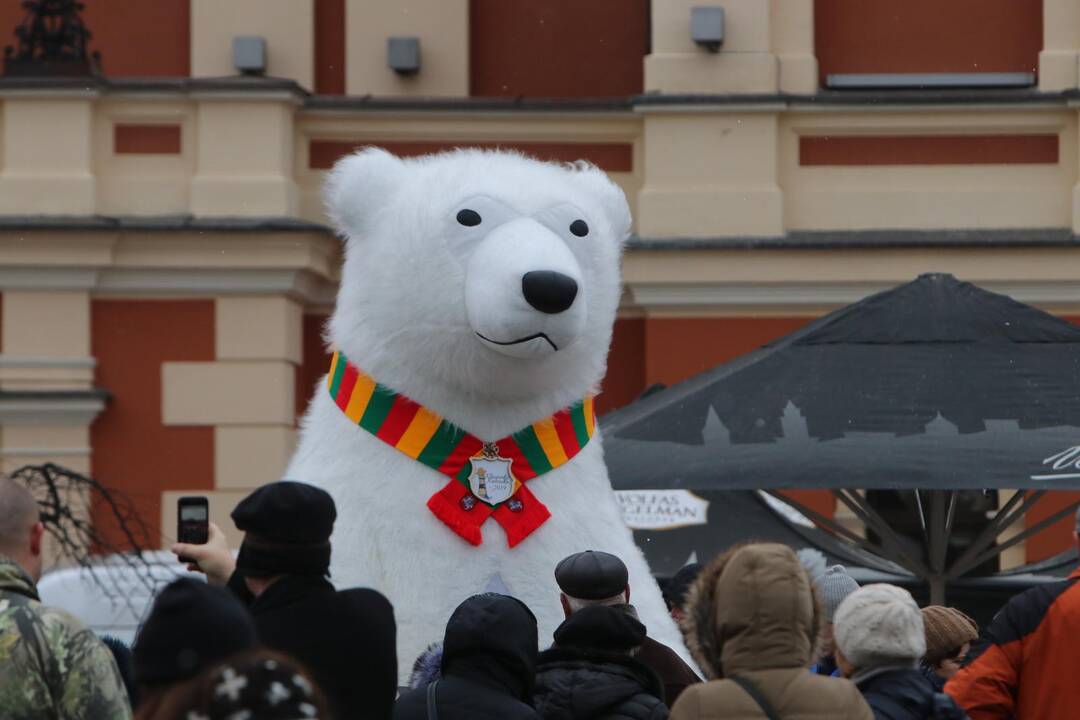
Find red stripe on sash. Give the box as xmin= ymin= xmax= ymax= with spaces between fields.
xmin=438 ymin=434 xmax=484 ymax=477
xmin=334 ymin=364 xmax=359 ymax=412
xmin=552 ymin=408 xmax=582 ymax=456
xmin=376 ymin=396 xmax=422 ymax=446
xmin=496 ymin=438 xmax=538 ymax=482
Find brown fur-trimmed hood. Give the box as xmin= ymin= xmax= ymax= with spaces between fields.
xmin=682 ymin=542 xmax=822 ymax=679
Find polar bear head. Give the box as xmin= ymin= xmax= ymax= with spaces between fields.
xmin=324 ymin=148 xmax=629 ymax=435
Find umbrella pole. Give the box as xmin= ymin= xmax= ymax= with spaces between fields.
xmin=927 ymin=490 xmax=953 ymax=605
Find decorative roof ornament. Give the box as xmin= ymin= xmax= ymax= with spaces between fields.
xmin=4 ymin=0 xmax=100 ymax=77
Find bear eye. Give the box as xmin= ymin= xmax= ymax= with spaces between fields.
xmin=569 ymin=219 xmax=589 ymax=237
xmin=456 ymin=209 xmax=482 ymax=227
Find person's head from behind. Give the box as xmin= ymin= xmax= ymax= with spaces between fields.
xmin=921 ymin=606 xmax=978 ymax=680
xmin=832 ymin=584 xmax=925 ymax=678
xmin=442 ymin=593 xmax=539 ymax=700
xmin=814 ymin=564 xmax=859 ymax=657
xmin=683 ymin=542 xmax=820 ymax=679
xmin=133 ymin=578 xmax=258 ymax=711
xmin=146 ymin=649 xmax=329 ymax=720
xmin=664 ymin=562 xmax=702 ymax=624
xmin=231 ymin=481 xmax=337 ymax=597
xmin=554 ymin=549 xmax=630 ymax=618
xmin=0 ymin=477 xmax=45 ymax=582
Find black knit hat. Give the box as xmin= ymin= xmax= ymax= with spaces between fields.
xmin=232 ymin=481 xmax=337 ymax=578
xmin=663 ymin=562 xmax=703 ymax=611
xmin=133 ymin=578 xmax=257 ymax=687
xmin=554 ymin=550 xmax=628 ymax=600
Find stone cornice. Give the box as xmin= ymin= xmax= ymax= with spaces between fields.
xmin=0 ymin=389 xmax=109 ymax=426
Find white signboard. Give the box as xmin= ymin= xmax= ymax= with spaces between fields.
xmin=615 ymin=490 xmax=709 ymax=531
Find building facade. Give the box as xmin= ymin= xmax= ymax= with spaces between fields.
xmin=0 ymin=0 xmax=1078 ymax=565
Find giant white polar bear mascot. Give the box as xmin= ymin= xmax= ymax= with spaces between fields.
xmin=287 ymin=148 xmax=687 ymax=675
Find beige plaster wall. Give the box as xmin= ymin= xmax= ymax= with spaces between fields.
xmin=780 ymin=111 xmax=1079 ymax=231
xmin=646 ymin=0 xmax=779 ymax=94
xmin=191 ymin=0 xmax=315 ymax=89
xmin=295 ymin=112 xmax=643 ymax=224
xmin=1039 ymin=0 xmax=1080 ymax=91
xmin=95 ymin=100 xmax=195 ymax=216
xmin=637 ymin=111 xmax=784 ymax=237
xmin=190 ymin=99 xmax=298 ymax=216
xmin=0 ymin=99 xmax=95 ymax=214
xmin=216 ymin=296 xmax=302 ymax=364
xmin=1 ymin=292 xmax=90 ymax=359
xmin=345 ymin=0 xmax=468 ymax=96
xmin=162 ymin=361 xmax=296 ymax=426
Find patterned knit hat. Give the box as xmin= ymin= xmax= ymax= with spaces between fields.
xmin=166 ymin=652 xmax=327 ymax=720
xmin=817 ymin=565 xmax=859 ymax=622
xmin=922 ymin=606 xmax=979 ymax=665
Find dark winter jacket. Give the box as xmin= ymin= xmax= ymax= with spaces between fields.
xmin=229 ymin=571 xmax=397 ymax=720
xmin=856 ymin=667 xmax=968 ymax=720
xmin=920 ymin=664 xmax=947 ymax=693
xmin=394 ymin=593 xmax=540 ymax=720
xmin=534 ymin=605 xmax=668 ymax=720
xmin=635 ymin=635 xmax=700 ymax=704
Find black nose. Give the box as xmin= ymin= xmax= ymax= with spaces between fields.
xmin=522 ymin=271 xmax=578 ymax=314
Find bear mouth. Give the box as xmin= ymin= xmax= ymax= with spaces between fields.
xmin=475 ymin=331 xmax=558 ymax=352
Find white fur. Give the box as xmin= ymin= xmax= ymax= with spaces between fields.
xmin=287 ymin=148 xmax=689 ymax=677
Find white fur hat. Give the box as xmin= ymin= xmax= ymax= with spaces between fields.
xmin=833 ymin=583 xmax=926 ymax=670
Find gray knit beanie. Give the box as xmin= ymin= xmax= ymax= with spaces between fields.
xmin=834 ymin=584 xmax=926 ymax=671
xmin=817 ymin=565 xmax=859 ymax=622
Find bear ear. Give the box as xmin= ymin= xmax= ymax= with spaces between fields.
xmin=571 ymin=162 xmax=632 ymax=241
xmin=323 ymin=147 xmax=408 ymax=235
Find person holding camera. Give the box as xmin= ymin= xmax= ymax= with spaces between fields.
xmin=172 ymin=481 xmax=397 ymax=720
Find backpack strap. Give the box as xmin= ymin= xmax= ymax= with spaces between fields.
xmin=729 ymin=674 xmax=782 ymax=720
xmin=426 ymin=680 xmax=440 ymax=720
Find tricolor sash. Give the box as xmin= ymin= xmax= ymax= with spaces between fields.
xmin=327 ymin=351 xmax=595 ymax=547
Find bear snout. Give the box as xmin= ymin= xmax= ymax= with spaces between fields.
xmin=522 ymin=271 xmax=578 ymax=314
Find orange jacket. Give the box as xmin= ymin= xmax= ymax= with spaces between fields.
xmin=946 ymin=567 xmax=1080 ymax=719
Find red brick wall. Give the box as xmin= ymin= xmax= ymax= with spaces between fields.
xmin=90 ymin=300 xmax=214 ymax=549
xmin=469 ymin=0 xmax=647 ymax=97
xmin=314 ymin=0 xmax=345 ymax=94
xmin=815 ymin=0 xmax=1042 ymax=85
xmin=0 ymin=0 xmax=191 ymax=77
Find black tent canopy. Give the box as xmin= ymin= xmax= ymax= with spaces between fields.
xmin=602 ymin=274 xmax=1080 ymax=602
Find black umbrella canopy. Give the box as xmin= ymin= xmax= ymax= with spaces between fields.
xmin=603 ymin=274 xmax=1080 ymax=491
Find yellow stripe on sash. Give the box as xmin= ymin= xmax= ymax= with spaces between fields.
xmin=395 ymin=406 xmax=443 ymax=458
xmin=584 ymin=396 xmax=596 ymax=436
xmin=533 ymin=417 xmax=570 ymax=467
xmin=327 ymin=352 xmax=340 ymax=389
xmin=344 ymin=373 xmax=376 ymax=423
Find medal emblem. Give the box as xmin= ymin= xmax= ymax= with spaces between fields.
xmin=468 ymin=443 xmax=519 ymax=506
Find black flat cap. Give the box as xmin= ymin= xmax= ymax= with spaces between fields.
xmin=555 ymin=550 xmax=629 ymax=600
xmin=231 ymin=481 xmax=337 ymax=544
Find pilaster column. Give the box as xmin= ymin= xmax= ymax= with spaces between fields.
xmin=190 ymin=97 xmax=299 ymax=217
xmin=1039 ymin=0 xmax=1080 ymax=91
xmin=0 ymin=290 xmax=99 ymax=475
xmin=637 ymin=111 xmax=784 ymax=238
xmin=160 ymin=296 xmax=301 ymax=547
xmin=0 ymin=97 xmax=95 ymax=214
xmin=646 ymin=0 xmax=778 ymax=94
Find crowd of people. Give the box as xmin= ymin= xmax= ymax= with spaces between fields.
xmin=2 ymin=475 xmax=1079 ymax=719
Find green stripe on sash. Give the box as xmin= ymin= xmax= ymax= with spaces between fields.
xmin=512 ymin=426 xmax=553 ymax=475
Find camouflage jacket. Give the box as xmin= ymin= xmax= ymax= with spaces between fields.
xmin=0 ymin=556 xmax=132 ymax=720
